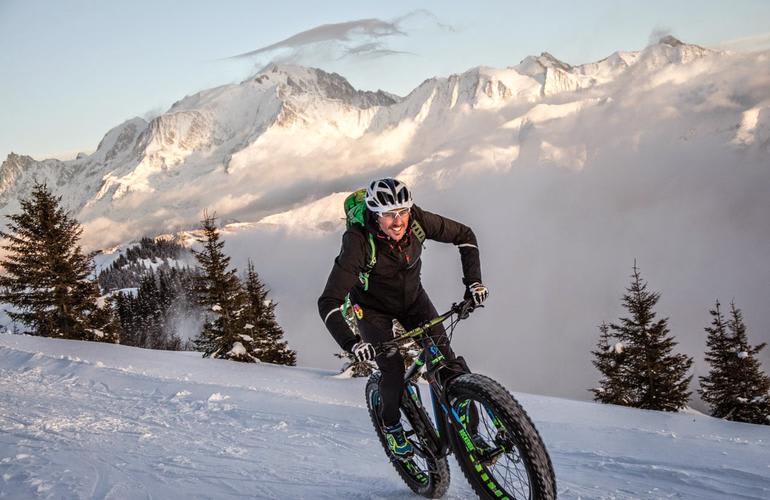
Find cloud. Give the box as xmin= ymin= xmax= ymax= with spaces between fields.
xmin=715 ymin=31 xmax=770 ymax=52
xmin=231 ymin=18 xmax=406 ymax=59
xmin=228 ymin=10 xmax=453 ymax=66
xmin=141 ymin=106 xmax=165 ymax=122
xmin=341 ymin=42 xmax=414 ymax=60
xmin=648 ymin=26 xmax=673 ymax=45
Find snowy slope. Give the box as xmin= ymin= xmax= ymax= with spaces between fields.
xmin=1 ymin=334 xmax=769 ymax=499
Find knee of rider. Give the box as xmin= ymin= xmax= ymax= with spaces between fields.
xmin=377 ymin=351 xmax=405 ymax=375
xmin=428 ymin=331 xmax=456 ymax=360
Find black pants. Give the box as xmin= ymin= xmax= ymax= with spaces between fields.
xmin=357 ymin=289 xmax=457 ymax=427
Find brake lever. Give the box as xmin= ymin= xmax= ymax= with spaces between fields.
xmin=456 ymin=300 xmax=474 ymax=320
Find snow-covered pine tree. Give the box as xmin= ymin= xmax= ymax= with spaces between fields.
xmin=335 ymin=319 xmax=417 ymax=378
xmin=96 ymin=236 xmax=190 ymax=293
xmin=191 ymin=212 xmax=254 ymax=362
xmin=591 ymin=321 xmax=630 ymax=405
xmin=606 ymin=262 xmax=693 ymax=411
xmin=699 ymin=300 xmax=770 ymax=424
xmin=89 ymin=295 xmax=122 ymax=343
xmin=0 ymin=182 xmax=117 ymax=342
xmin=335 ymin=350 xmax=376 ymax=377
xmin=136 ymin=272 xmax=163 ymax=348
xmin=393 ymin=319 xmax=422 ymax=373
xmin=241 ymin=260 xmax=296 ymax=366
xmin=156 ymin=268 xmax=185 ymax=350
xmin=113 ymin=291 xmax=138 ymax=345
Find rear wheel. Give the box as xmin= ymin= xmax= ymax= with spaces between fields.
xmin=366 ymin=372 xmax=450 ymax=498
xmin=446 ymin=373 xmax=556 ymax=499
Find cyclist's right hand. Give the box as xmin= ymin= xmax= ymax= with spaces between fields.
xmin=352 ymin=341 xmax=376 ymax=362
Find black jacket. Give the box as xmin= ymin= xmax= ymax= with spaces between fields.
xmin=318 ymin=204 xmax=482 ymax=352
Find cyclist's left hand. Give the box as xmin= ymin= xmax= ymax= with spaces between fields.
xmin=467 ymin=282 xmax=489 ymax=306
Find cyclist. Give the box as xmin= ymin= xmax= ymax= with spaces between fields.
xmin=318 ymin=178 xmax=488 ymax=459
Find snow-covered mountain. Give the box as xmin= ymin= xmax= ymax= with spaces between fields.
xmin=0 ymin=36 xmax=751 ymax=247
xmin=1 ymin=333 xmax=768 ymax=499
xmin=2 ymin=36 xmax=769 ymax=405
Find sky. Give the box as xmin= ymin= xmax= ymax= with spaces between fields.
xmin=2 ymin=0 xmax=770 ymax=161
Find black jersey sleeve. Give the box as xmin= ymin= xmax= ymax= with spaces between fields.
xmin=318 ymin=228 xmax=367 ymax=351
xmin=411 ymin=205 xmax=483 ymax=286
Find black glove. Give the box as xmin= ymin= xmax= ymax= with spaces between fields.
xmin=466 ymin=282 xmax=489 ymax=306
xmin=352 ymin=341 xmax=376 ymax=362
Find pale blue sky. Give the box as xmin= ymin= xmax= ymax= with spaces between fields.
xmin=2 ymin=0 xmax=769 ymax=160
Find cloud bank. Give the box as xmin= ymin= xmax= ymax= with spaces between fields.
xmin=228 ymin=10 xmax=453 ymax=68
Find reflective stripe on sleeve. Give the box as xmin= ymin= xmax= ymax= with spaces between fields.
xmin=457 ymin=243 xmax=478 ymax=249
xmin=324 ymin=307 xmax=343 ymax=324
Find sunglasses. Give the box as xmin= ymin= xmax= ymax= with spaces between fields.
xmin=379 ymin=207 xmax=411 ymax=221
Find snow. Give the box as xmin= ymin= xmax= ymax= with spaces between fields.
xmin=1 ymin=333 xmax=769 ymax=499
xmin=227 ymin=341 xmax=247 ymax=357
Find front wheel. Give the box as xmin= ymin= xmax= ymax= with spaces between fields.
xmin=446 ymin=373 xmax=556 ymax=499
xmin=366 ymin=372 xmax=450 ymax=498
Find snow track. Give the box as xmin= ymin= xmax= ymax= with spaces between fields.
xmin=1 ymin=334 xmax=769 ymax=499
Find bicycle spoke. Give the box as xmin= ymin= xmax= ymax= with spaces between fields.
xmin=457 ymin=398 xmax=534 ymax=499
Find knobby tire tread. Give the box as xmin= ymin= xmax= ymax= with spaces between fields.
xmin=366 ymin=372 xmax=450 ymax=498
xmin=446 ymin=373 xmax=556 ymax=499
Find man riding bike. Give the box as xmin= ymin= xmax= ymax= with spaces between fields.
xmin=318 ymin=178 xmax=489 ymax=459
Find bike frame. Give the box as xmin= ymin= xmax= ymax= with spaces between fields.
xmin=377 ymin=299 xmax=478 ymax=459
xmin=370 ymin=299 xmax=554 ymax=500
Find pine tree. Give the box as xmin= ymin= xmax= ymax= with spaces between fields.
xmin=191 ymin=212 xmax=253 ymax=361
xmin=391 ymin=319 xmax=416 ymax=369
xmin=89 ymin=295 xmax=122 ymax=343
xmin=241 ymin=260 xmax=296 ymax=366
xmin=335 ymin=319 xmax=415 ymax=378
xmin=591 ymin=322 xmax=630 ymax=404
xmin=335 ymin=351 xmax=376 ymax=377
xmin=0 ymin=182 xmax=117 ymax=342
xmin=699 ymin=300 xmax=770 ymax=424
xmin=599 ymin=262 xmax=693 ymax=411
xmin=114 ymin=291 xmax=138 ymax=346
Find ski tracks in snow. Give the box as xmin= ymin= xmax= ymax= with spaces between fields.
xmin=2 ymin=337 xmax=770 ymax=499
xmin=0 ymin=346 xmax=474 ymax=499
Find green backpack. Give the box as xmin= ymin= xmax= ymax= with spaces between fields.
xmin=343 ymin=188 xmax=425 ymax=291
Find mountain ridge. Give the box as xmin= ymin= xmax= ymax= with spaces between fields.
xmin=0 ymin=37 xmax=755 ymax=248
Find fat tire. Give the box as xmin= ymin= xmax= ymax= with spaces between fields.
xmin=446 ymin=373 xmax=556 ymax=499
xmin=366 ymin=372 xmax=451 ymax=498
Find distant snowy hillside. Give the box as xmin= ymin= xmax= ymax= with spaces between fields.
xmin=1 ymin=334 xmax=769 ymax=499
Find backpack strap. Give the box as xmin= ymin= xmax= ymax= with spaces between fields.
xmin=358 ymin=233 xmax=377 ymax=291
xmin=410 ymin=219 xmax=425 ymax=245
xmin=356 ymin=217 xmax=424 ymax=292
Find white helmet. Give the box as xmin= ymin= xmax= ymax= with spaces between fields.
xmin=365 ymin=178 xmax=413 ymax=214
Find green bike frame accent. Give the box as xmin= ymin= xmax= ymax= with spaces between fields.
xmin=388 ymin=300 xmax=517 ymax=500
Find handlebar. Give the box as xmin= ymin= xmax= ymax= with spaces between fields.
xmin=372 ymin=298 xmax=481 ymax=355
